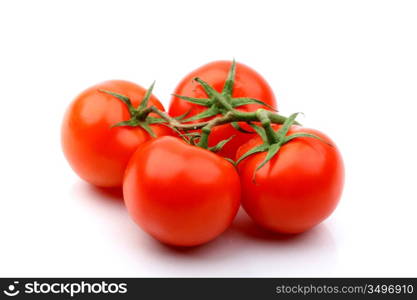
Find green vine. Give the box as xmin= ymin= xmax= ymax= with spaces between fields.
xmin=99 ymin=60 xmax=327 ymax=176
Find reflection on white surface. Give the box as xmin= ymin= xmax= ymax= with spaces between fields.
xmin=140 ymin=212 xmax=337 ymax=277
xmin=71 ymin=181 xmax=338 ymax=277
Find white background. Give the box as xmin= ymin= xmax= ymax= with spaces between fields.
xmin=0 ymin=0 xmax=416 ymax=277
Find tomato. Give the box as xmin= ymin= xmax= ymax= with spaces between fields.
xmin=236 ymin=126 xmax=344 ymax=234
xmin=123 ymin=136 xmax=241 ymax=246
xmin=168 ymin=60 xmax=277 ymax=159
xmin=62 ymin=80 xmax=173 ymax=188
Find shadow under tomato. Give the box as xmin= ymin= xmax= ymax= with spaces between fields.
xmin=70 ymin=181 xmax=124 ymax=206
xmin=156 ymin=241 xmax=213 ymax=255
xmin=87 ymin=185 xmax=124 ymax=203
xmin=70 ymin=179 xmax=338 ymax=276
xmin=135 ymin=209 xmax=338 ymax=277
xmin=146 ymin=208 xmax=328 ymax=258
xmin=230 ymin=210 xmax=310 ymax=243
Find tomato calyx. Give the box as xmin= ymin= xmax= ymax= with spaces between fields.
xmin=208 ymin=135 xmax=236 ymax=153
xmin=96 ymin=65 xmax=305 ymax=160
xmin=173 ymin=59 xmax=275 ymax=133
xmin=98 ymin=81 xmax=239 ymax=153
xmin=236 ymin=112 xmax=328 ymax=181
xmin=177 ymin=131 xmax=236 ymax=155
xmin=99 ymin=82 xmax=165 ymax=137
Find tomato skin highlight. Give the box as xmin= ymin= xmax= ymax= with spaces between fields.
xmin=168 ymin=60 xmax=277 ymax=159
xmin=123 ymin=136 xmax=241 ymax=247
xmin=62 ymin=80 xmax=173 ymax=188
xmin=236 ymin=126 xmax=344 ymax=234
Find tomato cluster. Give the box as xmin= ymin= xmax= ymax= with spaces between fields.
xmin=62 ymin=60 xmax=344 ymax=247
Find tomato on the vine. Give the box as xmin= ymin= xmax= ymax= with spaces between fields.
xmin=62 ymin=80 xmax=174 ymax=188
xmin=236 ymin=125 xmax=344 ymax=234
xmin=123 ymin=136 xmax=241 ymax=247
xmin=169 ymin=60 xmax=277 ymax=159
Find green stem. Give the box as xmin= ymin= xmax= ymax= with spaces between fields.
xmin=256 ymin=109 xmax=279 ymax=144
xmin=135 ymin=106 xmax=153 ymax=121
xmin=197 ymin=111 xmax=235 ymax=148
xmin=136 ymin=106 xmax=301 ymax=149
xmin=231 ymin=110 xmax=299 ymax=125
xmin=214 ymin=93 xmax=234 ymax=111
xmin=198 ymin=127 xmax=211 ymax=148
xmin=140 ymin=106 xmax=182 ymax=126
xmin=172 ymin=108 xmax=297 ymax=131
xmin=269 ymin=112 xmax=296 ymax=125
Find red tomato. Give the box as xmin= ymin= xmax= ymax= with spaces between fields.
xmin=123 ymin=136 xmax=241 ymax=247
xmin=169 ymin=61 xmax=277 ymax=159
xmin=236 ymin=126 xmax=344 ymax=234
xmin=62 ymin=80 xmax=173 ymax=188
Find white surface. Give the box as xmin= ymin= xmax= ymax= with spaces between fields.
xmin=0 ymin=0 xmax=416 ymax=277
